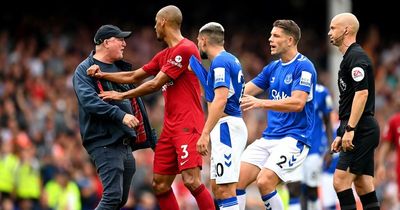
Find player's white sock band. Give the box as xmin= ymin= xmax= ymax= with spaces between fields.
xmin=236 ymin=189 xmax=246 ymax=210
xmin=262 ymin=190 xmax=284 ymax=210
xmin=219 ymin=196 xmax=239 ymax=210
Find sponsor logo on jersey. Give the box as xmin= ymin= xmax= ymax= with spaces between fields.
xmin=175 ymin=55 xmax=182 ymax=63
xmin=180 ymin=159 xmax=189 ymax=166
xmin=167 ymin=55 xmax=183 ymax=68
xmin=284 ymin=74 xmax=293 ymax=84
xmin=351 ymin=67 xmax=365 ymax=82
xmin=214 ymin=67 xmax=225 ymax=83
xmin=271 ymin=89 xmax=289 ymax=100
xmin=162 ymin=80 xmax=174 ymax=91
xmin=300 ymin=71 xmax=312 ymax=87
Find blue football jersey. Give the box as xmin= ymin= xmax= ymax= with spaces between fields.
xmin=251 ymin=53 xmax=317 ymax=146
xmin=309 ymin=84 xmax=333 ymax=155
xmin=206 ymin=51 xmax=245 ymax=117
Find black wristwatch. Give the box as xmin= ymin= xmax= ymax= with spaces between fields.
xmin=345 ymin=125 xmax=356 ymax=132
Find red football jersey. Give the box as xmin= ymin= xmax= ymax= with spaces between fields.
xmin=382 ymin=113 xmax=400 ymax=175
xmin=143 ymin=38 xmax=204 ymax=137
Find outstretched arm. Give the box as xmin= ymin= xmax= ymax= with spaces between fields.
xmin=244 ymin=82 xmax=264 ymax=96
xmin=87 ymin=64 xmax=149 ymax=84
xmin=241 ymin=90 xmax=308 ymax=112
xmin=99 ymin=71 xmax=171 ymax=100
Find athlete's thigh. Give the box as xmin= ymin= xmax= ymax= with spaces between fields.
xmin=241 ymin=138 xmax=270 ymax=168
xmin=264 ymin=137 xmax=309 ymax=183
xmin=337 ymin=117 xmax=379 ymax=176
xmin=210 ymin=117 xmax=247 ymax=184
xmin=354 ymin=174 xmax=375 ymax=195
xmin=238 ymin=162 xmax=261 ymax=189
xmin=153 ymin=136 xmax=179 ymax=175
xmin=352 ymin=116 xmax=380 ymax=176
xmin=173 ymin=133 xmax=203 ymax=172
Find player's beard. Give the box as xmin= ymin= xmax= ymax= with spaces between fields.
xmin=200 ymin=50 xmax=208 ymax=59
xmin=156 ymin=30 xmax=165 ymax=42
xmin=156 ymin=35 xmax=164 ymax=42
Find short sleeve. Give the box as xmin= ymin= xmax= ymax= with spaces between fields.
xmin=251 ymin=65 xmax=272 ymax=90
xmin=142 ymin=51 xmax=163 ymax=76
xmin=350 ymin=61 xmax=369 ymax=91
xmin=211 ymin=57 xmax=230 ymax=89
xmin=161 ymin=44 xmax=194 ymax=80
xmin=292 ymin=61 xmax=315 ymax=93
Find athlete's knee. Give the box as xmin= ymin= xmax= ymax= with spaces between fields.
xmin=332 ymin=177 xmax=341 ymax=191
xmin=256 ymin=174 xmax=276 ymax=193
xmin=152 ymin=178 xmax=172 ymax=194
xmin=333 ymin=172 xmax=352 ymax=191
xmin=181 ymin=168 xmax=202 ymax=191
xmin=353 ymin=180 xmax=364 ymax=193
xmin=213 ymin=184 xmax=236 ymax=199
xmin=354 ymin=177 xmax=374 ymax=195
xmin=182 ymin=174 xmax=201 ymax=191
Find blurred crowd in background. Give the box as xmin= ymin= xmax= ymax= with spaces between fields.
xmin=1 ymin=2 xmax=400 ymax=210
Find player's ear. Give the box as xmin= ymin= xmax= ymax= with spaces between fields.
xmin=201 ymin=36 xmax=207 ymax=47
xmin=288 ymin=36 xmax=294 ymax=46
xmin=161 ymin=18 xmax=167 ymax=26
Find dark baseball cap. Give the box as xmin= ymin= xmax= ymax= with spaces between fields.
xmin=94 ymin=24 xmax=132 ymax=45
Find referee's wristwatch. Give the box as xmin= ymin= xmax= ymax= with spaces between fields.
xmin=345 ymin=124 xmax=356 ymax=132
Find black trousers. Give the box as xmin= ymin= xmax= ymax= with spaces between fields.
xmin=89 ymin=142 xmax=136 ymax=210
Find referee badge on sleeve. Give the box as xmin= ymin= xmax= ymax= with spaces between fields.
xmin=351 ymin=67 xmax=365 ymax=82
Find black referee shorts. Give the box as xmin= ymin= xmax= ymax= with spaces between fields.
xmin=336 ymin=116 xmax=380 ymax=176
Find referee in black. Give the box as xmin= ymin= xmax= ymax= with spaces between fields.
xmin=328 ymin=13 xmax=380 ymax=210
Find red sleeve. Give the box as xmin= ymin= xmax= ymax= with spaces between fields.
xmin=382 ymin=117 xmax=394 ymax=143
xmin=161 ymin=44 xmax=196 ymax=80
xmin=142 ymin=51 xmax=163 ymax=76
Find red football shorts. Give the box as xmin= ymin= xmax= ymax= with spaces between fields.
xmin=153 ymin=132 xmax=202 ymax=175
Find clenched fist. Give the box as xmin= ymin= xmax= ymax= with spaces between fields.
xmin=87 ymin=64 xmax=103 ymax=78
xmin=123 ymin=114 xmax=139 ymax=129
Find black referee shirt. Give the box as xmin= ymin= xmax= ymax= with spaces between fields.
xmin=337 ymin=43 xmax=375 ymax=120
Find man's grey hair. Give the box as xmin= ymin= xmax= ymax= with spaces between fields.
xmin=199 ymin=22 xmax=225 ymax=45
xmin=199 ymin=22 xmax=225 ymax=33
